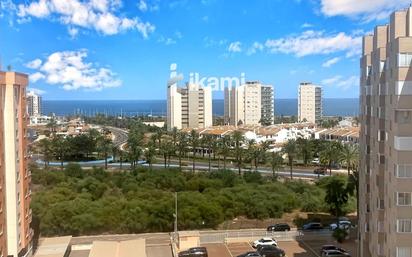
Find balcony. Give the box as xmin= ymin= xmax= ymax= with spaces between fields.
xmin=394 ymin=137 xmax=412 ymax=151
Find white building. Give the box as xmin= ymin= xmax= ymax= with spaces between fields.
xmin=224 ymin=81 xmax=274 ymax=126
xmin=167 ymin=64 xmax=212 ymax=130
xmin=26 ymin=90 xmax=42 ymax=117
xmin=298 ymin=82 xmax=322 ymax=123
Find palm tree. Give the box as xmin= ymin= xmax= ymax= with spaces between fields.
xmin=97 ymin=136 xmax=113 ymax=170
xmin=246 ymin=139 xmax=257 ymax=170
xmin=177 ymin=132 xmax=188 ymax=170
xmin=203 ymin=135 xmax=213 ymax=172
xmin=189 ymin=130 xmax=200 ymax=172
xmin=144 ymin=144 xmax=156 ymax=169
xmin=46 ymin=118 xmax=58 ymax=135
xmin=219 ymin=136 xmax=231 ymax=170
xmin=340 ymin=144 xmax=359 ymax=176
xmin=111 ymin=144 xmax=120 ymax=163
xmin=232 ymin=131 xmax=244 ymax=176
xmin=171 ymin=127 xmax=178 ymax=147
xmin=320 ymin=141 xmax=343 ymax=175
xmin=269 ymin=151 xmax=283 ymax=179
xmin=282 ymin=139 xmax=297 ymax=179
xmin=296 ymin=138 xmax=313 ymax=166
xmin=38 ymin=138 xmax=52 ymax=168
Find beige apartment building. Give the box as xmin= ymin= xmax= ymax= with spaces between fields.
xmin=298 ymin=82 xmax=322 ymax=123
xmin=359 ymin=7 xmax=412 ymax=257
xmin=224 ymin=81 xmax=274 ymax=126
xmin=0 ymin=71 xmax=33 ymax=257
xmin=26 ymin=91 xmax=42 ymax=117
xmin=167 ymin=82 xmax=212 ymax=130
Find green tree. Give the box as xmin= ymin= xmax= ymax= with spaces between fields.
xmin=219 ymin=136 xmax=231 ymax=170
xmin=144 ymin=144 xmax=156 ymax=169
xmin=38 ymin=138 xmax=53 ymax=168
xmin=97 ymin=136 xmax=113 ymax=170
xmin=232 ymin=131 xmax=244 ymax=176
xmin=340 ymin=144 xmax=359 ymax=176
xmin=189 ymin=130 xmax=200 ymax=172
xmin=269 ymin=152 xmax=283 ymax=179
xmin=320 ymin=141 xmax=343 ymax=175
xmin=202 ymin=135 xmax=214 ymax=172
xmin=127 ymin=125 xmax=144 ymax=168
xmin=282 ymin=139 xmax=297 ymax=179
xmin=51 ymin=135 xmax=68 ymax=169
xmin=177 ymin=132 xmax=188 ymax=170
xmin=296 ymin=138 xmax=313 ymax=165
xmin=322 ymin=176 xmax=350 ymax=223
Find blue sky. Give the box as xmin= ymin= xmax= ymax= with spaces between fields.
xmin=0 ymin=0 xmax=410 ymax=100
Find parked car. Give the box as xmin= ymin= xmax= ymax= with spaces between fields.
xmin=329 ymin=220 xmax=352 ymax=230
xmin=257 ymin=246 xmax=286 ymax=257
xmin=302 ymin=222 xmax=324 ymax=230
xmin=267 ymin=223 xmax=291 ymax=232
xmin=237 ymin=251 xmax=261 ymax=257
xmin=322 ymin=249 xmax=350 ymax=256
xmin=252 ymin=238 xmax=278 ymax=248
xmin=321 ymin=245 xmax=347 ymax=255
xmin=314 ymin=167 xmax=327 ymax=175
xmin=178 ymin=247 xmax=208 ymax=257
xmin=311 ymin=158 xmax=320 ymax=164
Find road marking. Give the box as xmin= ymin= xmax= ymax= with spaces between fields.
xmin=225 ymin=243 xmax=234 ymax=257
xmin=298 ymin=239 xmax=321 ymax=257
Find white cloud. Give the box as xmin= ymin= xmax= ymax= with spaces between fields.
xmin=68 ymin=27 xmax=79 ymax=38
xmin=322 ymin=57 xmax=341 ymax=67
xmin=14 ymin=0 xmax=155 ymax=37
xmin=265 ymin=30 xmax=362 ymax=57
xmin=158 ymin=36 xmax=176 ymax=45
xmin=228 ymin=41 xmax=242 ymax=53
xmin=246 ymin=42 xmax=264 ymax=55
xmin=29 ymin=72 xmax=46 ymax=83
xmin=28 ymin=87 xmax=46 ymax=95
xmin=26 ymin=50 xmax=122 ymax=91
xmin=301 ymin=23 xmax=313 ymax=28
xmin=25 ymin=59 xmax=43 ymax=69
xmin=320 ymin=0 xmax=410 ymax=21
xmin=138 ymin=0 xmax=148 ymax=11
xmin=322 ymin=75 xmax=359 ymax=90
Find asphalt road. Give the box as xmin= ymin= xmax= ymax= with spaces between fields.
xmin=106 ymin=126 xmax=128 ymax=147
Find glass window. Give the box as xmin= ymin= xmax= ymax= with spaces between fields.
xmin=397 ymin=165 xmax=412 ymax=178
xmin=398 ymin=53 xmax=412 ymax=67
xmin=397 ymin=248 xmax=412 ymax=257
xmin=395 ymin=110 xmax=412 ymax=124
xmin=397 ymin=192 xmax=412 ymax=206
xmin=397 ymin=219 xmax=412 ymax=233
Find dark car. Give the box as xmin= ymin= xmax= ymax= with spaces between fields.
xmin=267 ymin=223 xmax=291 ymax=232
xmin=237 ymin=251 xmax=262 ymax=257
xmin=257 ymin=246 xmax=286 ymax=257
xmin=314 ymin=167 xmax=327 ymax=175
xmin=302 ymin=222 xmax=324 ymax=230
xmin=178 ymin=247 xmax=208 ymax=257
xmin=321 ymin=245 xmax=347 ymax=255
xmin=322 ymin=250 xmax=351 ymax=256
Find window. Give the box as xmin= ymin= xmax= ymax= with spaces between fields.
xmin=380 ymin=61 xmax=385 ymax=72
xmin=397 ymin=165 xmax=412 ymax=178
xmin=398 ymin=53 xmax=412 ymax=67
xmin=395 ymin=110 xmax=412 ymax=124
xmin=397 ymin=192 xmax=412 ymax=206
xmin=378 ymin=130 xmax=387 ymax=142
xmin=397 ymin=247 xmax=412 ymax=257
xmin=397 ymin=219 xmax=412 ymax=233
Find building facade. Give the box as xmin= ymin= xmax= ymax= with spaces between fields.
xmin=167 ymin=66 xmax=212 ymax=130
xmin=359 ymin=7 xmax=412 ymax=257
xmin=26 ymin=91 xmax=42 ymax=117
xmin=0 ymin=71 xmax=32 ymax=257
xmin=224 ymin=81 xmax=274 ymax=126
xmin=298 ymin=82 xmax=322 ymax=123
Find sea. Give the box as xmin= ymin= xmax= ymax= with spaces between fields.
xmin=42 ymin=98 xmax=360 ymax=117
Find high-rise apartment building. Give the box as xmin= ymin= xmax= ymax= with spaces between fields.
xmin=360 ymin=7 xmax=412 ymax=257
xmin=0 ymin=71 xmax=33 ymax=257
xmin=298 ymin=82 xmax=322 ymax=123
xmin=224 ymin=81 xmax=274 ymax=126
xmin=26 ymin=91 xmax=42 ymax=117
xmin=167 ymin=66 xmax=212 ymax=130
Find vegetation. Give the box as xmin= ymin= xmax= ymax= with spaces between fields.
xmin=31 ymin=165 xmax=356 ymax=237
